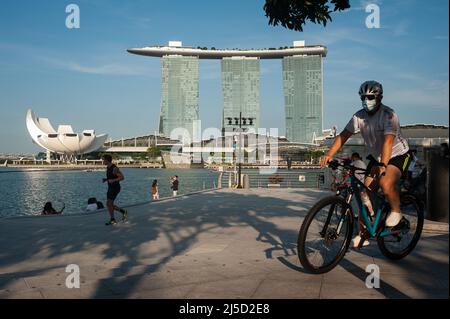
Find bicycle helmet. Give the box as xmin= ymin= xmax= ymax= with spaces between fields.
xmin=359 ymin=80 xmax=383 ymax=114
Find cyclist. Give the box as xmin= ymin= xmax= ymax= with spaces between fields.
xmin=320 ymin=81 xmax=411 ymax=246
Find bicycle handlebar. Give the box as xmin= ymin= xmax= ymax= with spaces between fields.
xmin=328 ymin=160 xmax=367 ymax=173
xmin=328 ymin=154 xmax=383 ymax=174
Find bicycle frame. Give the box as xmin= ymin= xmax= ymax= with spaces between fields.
xmin=340 ymin=170 xmax=396 ymax=238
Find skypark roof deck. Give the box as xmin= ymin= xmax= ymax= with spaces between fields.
xmin=127 ymin=43 xmax=327 ymax=59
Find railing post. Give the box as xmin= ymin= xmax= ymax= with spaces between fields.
xmin=217 ymin=173 xmax=222 ymax=189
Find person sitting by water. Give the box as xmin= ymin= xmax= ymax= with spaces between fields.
xmin=151 ymin=179 xmax=160 ymax=200
xmin=85 ymin=197 xmax=105 ymax=211
xmin=96 ymin=200 xmax=105 ymax=209
xmin=86 ymin=197 xmax=98 ymax=212
xmin=42 ymin=202 xmax=65 ymax=215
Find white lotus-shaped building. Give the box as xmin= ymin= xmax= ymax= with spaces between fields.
xmin=26 ymin=109 xmax=108 ymax=155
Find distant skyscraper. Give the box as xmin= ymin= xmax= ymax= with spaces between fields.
xmin=129 ymin=40 xmax=327 ymax=142
xmin=221 ymin=57 xmax=260 ymax=133
xmin=160 ymin=55 xmax=199 ymax=139
xmin=283 ymin=55 xmax=323 ymax=143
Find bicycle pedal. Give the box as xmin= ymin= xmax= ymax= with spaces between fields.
xmin=391 ymin=217 xmax=410 ymax=232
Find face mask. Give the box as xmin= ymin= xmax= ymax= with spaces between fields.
xmin=362 ymin=99 xmax=378 ymax=113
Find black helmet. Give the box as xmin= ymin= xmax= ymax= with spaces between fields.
xmin=359 ymin=80 xmax=383 ymax=97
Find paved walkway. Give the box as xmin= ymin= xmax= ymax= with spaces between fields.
xmin=0 ymin=189 xmax=448 ymax=299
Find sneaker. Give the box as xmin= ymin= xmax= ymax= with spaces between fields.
xmin=386 ymin=212 xmax=403 ymax=227
xmin=105 ymin=219 xmax=117 ymax=226
xmin=352 ymin=235 xmax=370 ymax=248
xmin=120 ymin=209 xmax=128 ymax=222
xmin=391 ymin=217 xmax=411 ymax=234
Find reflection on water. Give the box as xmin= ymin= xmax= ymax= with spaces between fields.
xmin=0 ymin=168 xmax=219 ymax=217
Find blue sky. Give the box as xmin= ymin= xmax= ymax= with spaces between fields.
xmin=0 ymin=0 xmax=448 ymax=153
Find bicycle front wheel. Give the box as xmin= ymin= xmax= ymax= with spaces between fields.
xmin=377 ymin=194 xmax=424 ymax=260
xmin=297 ymin=196 xmax=354 ymax=274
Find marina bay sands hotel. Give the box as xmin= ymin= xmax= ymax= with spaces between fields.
xmin=127 ymin=41 xmax=327 ymax=144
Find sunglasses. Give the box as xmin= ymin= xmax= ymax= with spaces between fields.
xmin=361 ymin=95 xmax=377 ymax=101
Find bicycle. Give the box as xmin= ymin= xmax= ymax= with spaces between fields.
xmin=297 ymin=156 xmax=424 ymax=274
xmin=329 ymin=156 xmax=351 ymax=192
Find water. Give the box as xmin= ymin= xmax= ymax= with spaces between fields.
xmin=0 ymin=168 xmax=219 ymax=218
xmin=0 ymin=167 xmax=328 ymax=218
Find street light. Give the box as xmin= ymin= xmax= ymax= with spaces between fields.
xmin=225 ymin=113 xmax=254 ymax=188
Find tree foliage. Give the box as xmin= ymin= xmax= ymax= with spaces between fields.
xmin=147 ymin=145 xmax=169 ymax=158
xmin=264 ymin=0 xmax=350 ymax=32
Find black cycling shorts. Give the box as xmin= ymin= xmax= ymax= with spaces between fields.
xmin=107 ymin=186 xmax=121 ymax=201
xmin=388 ymin=152 xmax=411 ymax=177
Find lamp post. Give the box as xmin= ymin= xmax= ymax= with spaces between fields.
xmin=238 ymin=112 xmax=243 ymax=188
xmin=226 ymin=112 xmax=254 ymax=188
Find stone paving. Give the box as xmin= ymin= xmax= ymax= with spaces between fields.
xmin=0 ymin=188 xmax=448 ymax=299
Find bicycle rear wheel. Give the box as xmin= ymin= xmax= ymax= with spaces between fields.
xmin=377 ymin=194 xmax=424 ymax=259
xmin=297 ymin=196 xmax=354 ymax=274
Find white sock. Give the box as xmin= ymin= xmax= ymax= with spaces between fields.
xmin=352 ymin=235 xmax=370 ymax=248
xmin=386 ymin=211 xmax=403 ymax=227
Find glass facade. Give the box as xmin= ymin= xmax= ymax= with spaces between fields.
xmin=283 ymin=55 xmax=323 ymax=143
xmin=160 ymin=55 xmax=199 ymax=139
xmin=221 ymin=57 xmax=260 ymax=133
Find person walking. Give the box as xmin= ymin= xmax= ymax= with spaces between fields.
xmin=102 ymin=154 xmax=128 ymax=225
xmin=151 ymin=179 xmax=159 ymax=200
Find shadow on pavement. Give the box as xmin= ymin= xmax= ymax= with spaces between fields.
xmin=0 ymin=189 xmax=447 ymax=299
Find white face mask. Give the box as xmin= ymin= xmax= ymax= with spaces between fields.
xmin=362 ymin=99 xmax=378 ymax=112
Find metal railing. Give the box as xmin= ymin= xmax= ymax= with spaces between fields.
xmin=218 ymin=169 xmax=330 ymax=189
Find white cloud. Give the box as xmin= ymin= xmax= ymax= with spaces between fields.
xmin=392 ymin=72 xmax=423 ymax=82
xmin=388 ymin=79 xmax=449 ymax=109
xmin=38 ymin=56 xmax=149 ymax=76
xmin=342 ymin=0 xmax=383 ymax=12
xmin=307 ymin=27 xmax=376 ymax=46
xmin=64 ymin=62 xmax=144 ymax=75
xmin=0 ymin=42 xmax=150 ymax=76
xmin=433 ymin=35 xmax=449 ymax=40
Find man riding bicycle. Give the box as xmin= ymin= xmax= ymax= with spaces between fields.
xmin=320 ymin=80 xmax=411 ymax=247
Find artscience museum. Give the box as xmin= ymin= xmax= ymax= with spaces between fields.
xmin=26 ymin=109 xmax=108 ymax=157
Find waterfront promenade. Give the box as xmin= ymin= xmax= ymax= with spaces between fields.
xmin=0 ymin=189 xmax=448 ymax=299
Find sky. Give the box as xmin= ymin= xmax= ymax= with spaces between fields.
xmin=0 ymin=0 xmax=448 ymax=153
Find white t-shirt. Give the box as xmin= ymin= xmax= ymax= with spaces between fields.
xmin=344 ymin=104 xmax=409 ymax=159
xmin=86 ymin=203 xmax=98 ymax=212
xmin=352 ymin=159 xmax=367 ymax=183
